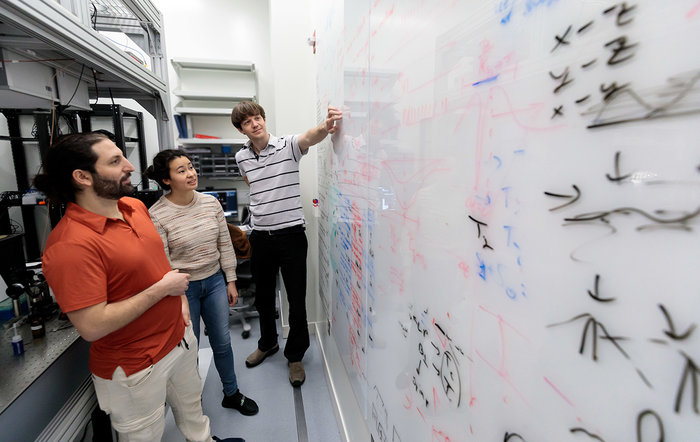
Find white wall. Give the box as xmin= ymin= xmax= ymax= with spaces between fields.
xmin=269 ymin=0 xmax=322 ymax=326
xmin=152 ymin=0 xmax=276 ymax=212
xmin=153 ymin=0 xmax=276 ymax=138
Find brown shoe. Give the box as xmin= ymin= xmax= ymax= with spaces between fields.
xmin=245 ymin=343 xmax=279 ymax=368
xmin=289 ymin=361 xmax=305 ymax=387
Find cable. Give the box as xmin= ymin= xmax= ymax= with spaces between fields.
xmin=11 ymin=219 xmax=22 ymax=234
xmin=0 ymin=205 xmax=28 ymax=235
xmin=92 ymin=68 xmax=99 ymax=104
xmin=101 ymin=34 xmax=149 ymax=68
xmin=61 ymin=114 xmax=78 ymax=134
xmin=109 ymin=87 xmax=115 ymax=107
xmin=91 ymin=2 xmax=97 ymax=31
xmin=48 ymin=60 xmax=78 ymax=142
xmin=64 ymin=63 xmax=86 ymax=108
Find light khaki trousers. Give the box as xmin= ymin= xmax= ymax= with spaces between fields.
xmin=92 ymin=324 xmax=213 ymax=442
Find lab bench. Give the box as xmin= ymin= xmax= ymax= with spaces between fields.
xmin=0 ymin=317 xmax=91 ymax=441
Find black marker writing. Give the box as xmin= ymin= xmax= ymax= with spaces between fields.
xmin=552 ymin=105 xmax=564 ymax=119
xmin=578 ymin=21 xmax=594 ymax=33
xmin=551 ymin=25 xmax=573 ymax=53
xmin=606 ymin=151 xmax=632 ymax=183
xmin=588 ymin=70 xmax=700 ymax=128
xmin=674 ymin=351 xmax=699 ymax=414
xmin=659 ymin=304 xmax=696 ymax=341
xmin=548 ymin=313 xmax=630 ymax=361
xmin=588 ymin=274 xmax=616 ymax=302
xmin=564 ymin=205 xmax=700 ymax=230
xmin=601 ymin=82 xmax=631 ymax=102
xmin=468 ymin=216 xmax=487 ymax=238
xmin=545 ymin=185 xmax=581 ymax=211
xmin=570 ymin=428 xmax=606 ymax=441
xmin=604 ymin=2 xmax=637 ymax=26
xmin=636 ymin=409 xmax=664 ymax=442
xmin=441 ymin=350 xmax=462 ymax=406
xmin=550 ymin=67 xmax=574 ymax=93
xmin=605 ymin=36 xmax=639 ymax=65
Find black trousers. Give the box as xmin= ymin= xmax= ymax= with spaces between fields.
xmin=249 ymin=230 xmax=310 ymax=362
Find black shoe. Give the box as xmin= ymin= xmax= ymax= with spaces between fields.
xmin=222 ymin=389 xmax=259 ymax=416
xmin=213 ymin=437 xmax=245 ymax=442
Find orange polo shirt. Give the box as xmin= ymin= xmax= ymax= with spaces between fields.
xmin=43 ymin=197 xmax=185 ymax=379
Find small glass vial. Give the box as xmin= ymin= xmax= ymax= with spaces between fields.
xmin=30 ymin=312 xmax=46 ymax=338
xmin=11 ymin=324 xmax=24 ymax=356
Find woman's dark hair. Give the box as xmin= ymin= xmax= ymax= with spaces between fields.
xmin=231 ymin=101 xmax=266 ymax=130
xmin=33 ymin=132 xmax=107 ymax=205
xmin=144 ymin=149 xmax=192 ymax=191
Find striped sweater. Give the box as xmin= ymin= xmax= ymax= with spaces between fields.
xmin=149 ymin=191 xmax=237 ymax=282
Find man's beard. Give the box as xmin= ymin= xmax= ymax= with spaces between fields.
xmin=93 ymin=172 xmax=134 ymax=200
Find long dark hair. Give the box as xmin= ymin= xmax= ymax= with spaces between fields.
xmin=144 ymin=149 xmax=192 ymax=191
xmin=33 ymin=132 xmax=107 ymax=205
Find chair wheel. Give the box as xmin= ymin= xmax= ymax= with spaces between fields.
xmin=242 ymin=330 xmax=250 ymax=339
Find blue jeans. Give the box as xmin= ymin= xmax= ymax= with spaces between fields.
xmin=185 ymin=269 xmax=238 ymax=396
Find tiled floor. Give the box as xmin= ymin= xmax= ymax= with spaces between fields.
xmin=161 ymin=316 xmax=343 ymax=442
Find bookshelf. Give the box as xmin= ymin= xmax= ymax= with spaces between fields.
xmin=170 ymin=58 xmax=258 ymax=178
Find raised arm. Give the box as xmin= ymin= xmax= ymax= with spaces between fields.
xmin=298 ymin=106 xmax=342 ymax=154
xmin=330 ymin=105 xmax=352 ymax=156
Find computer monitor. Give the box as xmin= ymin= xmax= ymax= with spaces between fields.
xmin=203 ymin=189 xmax=238 ymax=218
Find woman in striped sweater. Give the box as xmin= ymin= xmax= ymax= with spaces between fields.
xmin=145 ymin=150 xmax=258 ymax=416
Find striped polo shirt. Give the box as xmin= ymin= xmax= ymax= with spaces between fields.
xmin=235 ymin=134 xmax=307 ymax=231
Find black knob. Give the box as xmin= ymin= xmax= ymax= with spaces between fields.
xmin=6 ymin=283 xmax=25 ymax=299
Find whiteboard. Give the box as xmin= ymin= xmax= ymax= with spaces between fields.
xmin=314 ymin=0 xmax=700 ymax=441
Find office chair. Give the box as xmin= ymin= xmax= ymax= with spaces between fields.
xmin=226 ymin=208 xmax=278 ymax=338
xmin=230 ymin=258 xmax=257 ymax=339
xmin=228 ymin=210 xmax=258 ymax=338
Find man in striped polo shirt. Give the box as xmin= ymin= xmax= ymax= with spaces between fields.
xmin=232 ymin=101 xmax=341 ymax=387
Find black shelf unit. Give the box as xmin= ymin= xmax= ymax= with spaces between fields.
xmin=188 ymin=152 xmax=241 ymax=178
xmin=77 ymin=104 xmax=147 ymax=188
xmin=0 ymin=104 xmax=148 ymax=260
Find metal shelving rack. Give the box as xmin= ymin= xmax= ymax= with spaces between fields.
xmin=0 ymin=0 xmax=174 ymax=258
xmin=190 ymin=152 xmax=241 ymax=177
xmin=78 ymin=103 xmax=148 ymax=190
xmin=1 ymin=0 xmax=174 ymax=143
xmin=0 ymin=104 xmax=148 ymax=260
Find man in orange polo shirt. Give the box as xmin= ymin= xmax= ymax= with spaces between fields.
xmin=35 ymin=132 xmax=244 ymax=442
